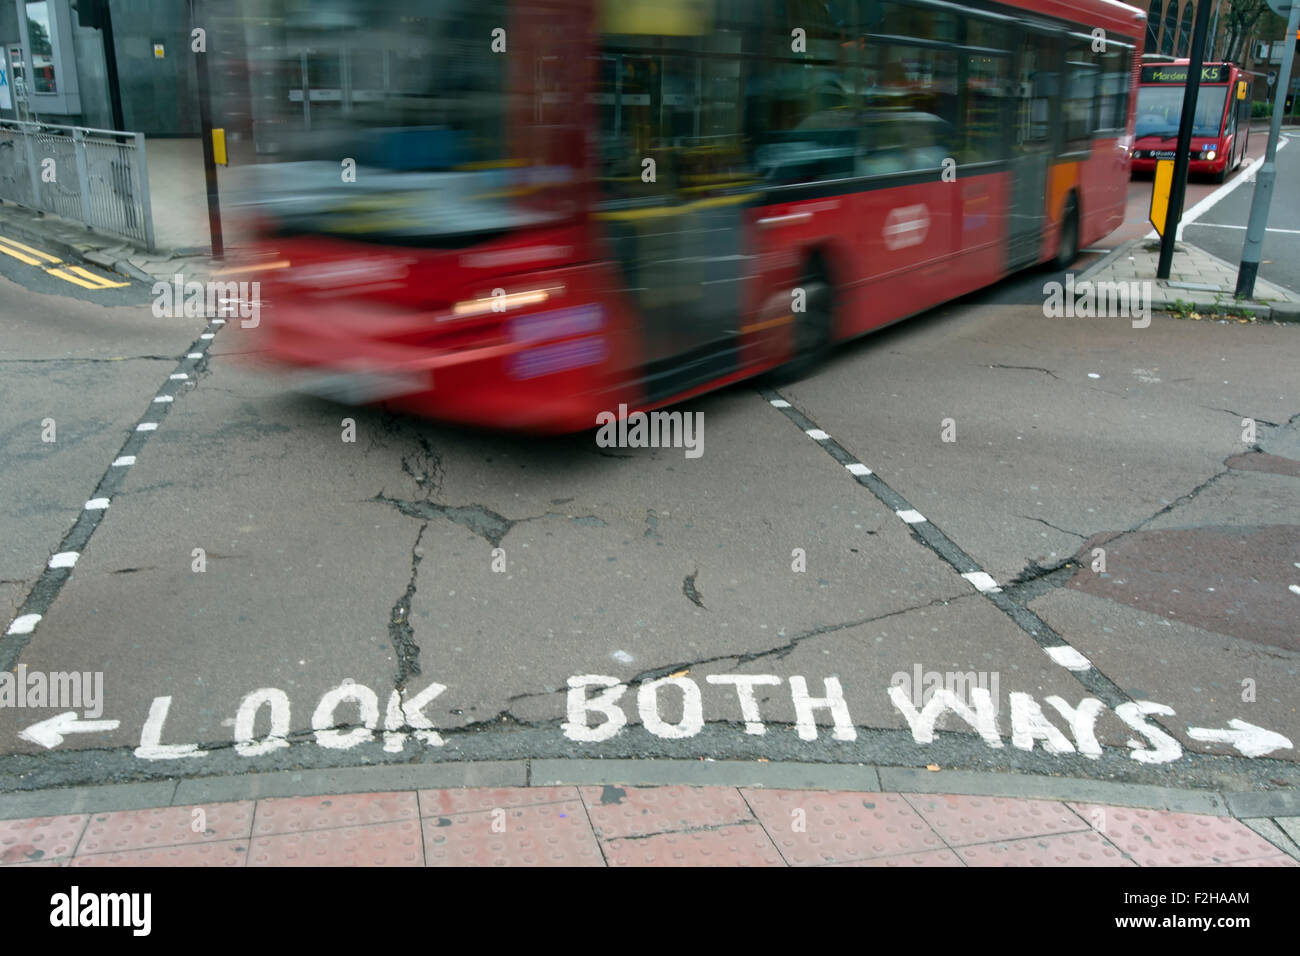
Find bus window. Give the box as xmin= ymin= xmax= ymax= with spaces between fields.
xmin=1096 ymin=47 xmax=1131 ymax=131
xmin=1065 ymin=38 xmax=1099 ymax=148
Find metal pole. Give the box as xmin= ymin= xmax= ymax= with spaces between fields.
xmin=1235 ymin=2 xmax=1300 ymax=298
xmin=191 ymin=0 xmax=223 ymax=258
xmin=1157 ymin=0 xmax=1214 ymax=279
xmin=100 ymin=0 xmax=125 ymax=131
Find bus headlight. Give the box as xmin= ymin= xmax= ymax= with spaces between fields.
xmin=1205 ymin=149 xmax=1216 ymax=161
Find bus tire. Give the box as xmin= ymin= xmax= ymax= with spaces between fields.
xmin=771 ymin=260 xmax=833 ymax=383
xmin=1052 ymin=195 xmax=1079 ymax=269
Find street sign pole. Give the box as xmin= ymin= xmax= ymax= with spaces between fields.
xmin=1157 ymin=0 xmax=1214 ymax=280
xmin=190 ymin=0 xmax=224 ymax=259
xmin=1235 ymin=0 xmax=1300 ymax=299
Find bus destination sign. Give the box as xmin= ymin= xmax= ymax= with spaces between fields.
xmin=1141 ymin=64 xmax=1229 ymax=83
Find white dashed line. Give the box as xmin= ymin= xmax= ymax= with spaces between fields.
xmin=1044 ymin=645 xmax=1093 ymax=671
xmin=200 ymin=333 xmax=214 ymax=340
xmin=896 ymin=509 xmax=926 ymax=524
xmin=845 ymin=462 xmax=872 ymax=476
xmin=1290 ymin=584 xmax=1300 ymax=595
xmin=137 ymin=423 xmax=158 ymax=432
xmin=769 ymin=399 xmax=791 ymax=408
xmin=961 ymin=571 xmax=1002 ymax=594
xmin=153 ymin=395 xmax=174 ymax=403
xmin=805 ymin=428 xmax=830 ymax=441
xmin=84 ymin=498 xmax=110 ymax=510
xmin=112 ymin=456 xmax=136 ymax=467
xmin=48 ymin=552 xmax=79 ymax=569
xmin=169 ymin=373 xmax=189 ymax=380
xmin=187 ymin=353 xmax=203 ymax=359
xmin=5 ymin=614 xmax=40 ymax=636
xmin=212 ymin=319 xmax=226 ymax=325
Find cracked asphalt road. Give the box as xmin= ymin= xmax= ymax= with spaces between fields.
xmin=2 ymin=211 xmax=1299 ymax=797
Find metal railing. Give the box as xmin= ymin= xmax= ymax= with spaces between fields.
xmin=0 ymin=120 xmax=155 ymax=249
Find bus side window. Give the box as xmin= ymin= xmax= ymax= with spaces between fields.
xmin=1065 ymin=37 xmax=1099 ymax=148
xmin=1096 ymin=47 xmax=1130 ymax=131
xmin=959 ymin=15 xmax=1012 ymax=165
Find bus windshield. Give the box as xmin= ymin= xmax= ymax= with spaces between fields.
xmin=1135 ymin=84 xmax=1228 ymax=139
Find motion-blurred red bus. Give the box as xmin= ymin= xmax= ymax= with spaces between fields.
xmin=252 ymin=0 xmax=1145 ymax=433
xmin=1130 ymin=60 xmax=1252 ymax=182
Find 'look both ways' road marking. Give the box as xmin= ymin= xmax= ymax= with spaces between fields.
xmin=0 ymin=233 xmax=129 ymax=290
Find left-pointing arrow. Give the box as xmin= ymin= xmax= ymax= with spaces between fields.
xmin=20 ymin=711 xmax=121 ymax=749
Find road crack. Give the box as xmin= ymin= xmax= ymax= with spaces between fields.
xmin=387 ymin=523 xmax=427 ymax=690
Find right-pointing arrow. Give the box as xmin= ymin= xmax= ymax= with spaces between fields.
xmin=1187 ymin=719 xmax=1293 ymax=758
xmin=19 ymin=711 xmax=121 ymax=749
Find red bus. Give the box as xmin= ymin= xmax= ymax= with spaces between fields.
xmin=1130 ymin=60 xmax=1252 ymax=182
xmin=253 ymin=0 xmax=1146 ymax=433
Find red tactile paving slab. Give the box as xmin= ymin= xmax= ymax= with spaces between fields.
xmin=1070 ymin=804 xmax=1284 ymax=866
xmin=253 ymin=792 xmax=418 ymax=836
xmin=1224 ymin=855 xmax=1299 ymax=866
xmin=0 ymin=814 xmax=87 ymax=865
xmin=419 ymin=786 xmax=578 ymax=817
xmin=579 ymin=785 xmax=752 ymax=839
xmin=742 ymin=790 xmax=943 ymax=865
xmin=72 ymin=840 xmax=250 ymax=867
xmin=604 ymin=823 xmax=785 ymax=866
xmin=904 ymin=794 xmax=1087 ymax=846
xmin=958 ymin=831 xmax=1134 ymax=867
xmin=78 ymin=803 xmax=254 ymax=854
xmin=829 ymin=848 xmax=965 ymax=867
xmin=424 ymin=800 xmax=602 ymax=866
xmin=249 ymin=821 xmax=423 ymax=866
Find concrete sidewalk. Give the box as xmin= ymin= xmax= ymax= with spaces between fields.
xmin=1079 ymin=237 xmax=1300 ymax=322
xmin=0 ymin=136 xmax=260 ymax=288
xmin=2 ymin=773 xmax=1298 ymax=867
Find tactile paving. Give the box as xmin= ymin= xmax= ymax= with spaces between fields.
xmin=1224 ymin=855 xmax=1299 ymax=866
xmin=958 ymin=831 xmax=1134 ymax=866
xmin=742 ymin=789 xmax=942 ymax=865
xmin=828 ymin=848 xmax=965 ymax=867
xmin=419 ymin=786 xmax=578 ymax=816
xmin=1069 ymin=804 xmax=1283 ymax=866
xmin=580 ymin=785 xmax=752 ymax=839
xmin=249 ymin=821 xmax=422 ymax=866
xmin=603 ymin=824 xmax=784 ymax=866
xmin=72 ymin=840 xmax=249 ymax=867
xmin=424 ymin=800 xmax=602 ymax=866
xmin=0 ymin=813 xmax=87 ymax=865
xmin=252 ymin=791 xmax=418 ymax=836
xmin=79 ymin=802 xmax=253 ymax=854
xmin=904 ymin=794 xmax=1087 ymax=846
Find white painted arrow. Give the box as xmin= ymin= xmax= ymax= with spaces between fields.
xmin=1187 ymin=719 xmax=1293 ymax=758
xmin=20 ymin=711 xmax=121 ymax=749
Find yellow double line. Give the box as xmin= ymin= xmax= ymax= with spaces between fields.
xmin=0 ymin=234 xmax=130 ymax=290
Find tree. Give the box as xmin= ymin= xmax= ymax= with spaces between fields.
xmin=1221 ymin=0 xmax=1269 ymax=63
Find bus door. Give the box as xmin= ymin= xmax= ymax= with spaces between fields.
xmin=1233 ymin=77 xmax=1251 ymax=165
xmin=593 ymin=50 xmax=748 ymax=403
xmin=1007 ymin=29 xmax=1057 ymax=271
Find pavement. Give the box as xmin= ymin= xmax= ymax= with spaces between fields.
xmin=2 ymin=766 xmax=1298 ymax=866
xmin=2 ymin=127 xmax=1300 ymax=868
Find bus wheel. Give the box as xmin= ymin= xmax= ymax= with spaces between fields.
xmin=1052 ymin=196 xmax=1079 ymax=269
xmin=771 ymin=265 xmax=833 ymax=383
